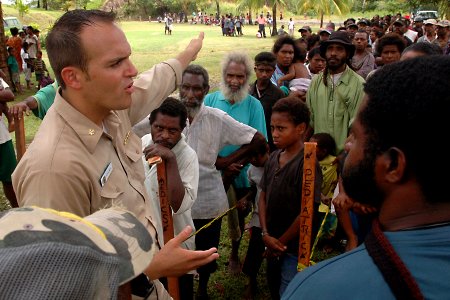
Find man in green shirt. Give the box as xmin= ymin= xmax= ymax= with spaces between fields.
xmin=9 ymin=81 xmax=58 ymax=120
xmin=306 ymin=31 xmax=365 ymax=154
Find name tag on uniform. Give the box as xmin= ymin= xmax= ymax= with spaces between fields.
xmin=100 ymin=162 xmax=113 ymax=187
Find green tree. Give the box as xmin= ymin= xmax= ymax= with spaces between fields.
xmin=296 ymin=0 xmax=353 ymax=28
xmin=15 ymin=0 xmax=30 ymax=18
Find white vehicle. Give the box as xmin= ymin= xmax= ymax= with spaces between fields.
xmin=415 ymin=10 xmax=439 ymax=20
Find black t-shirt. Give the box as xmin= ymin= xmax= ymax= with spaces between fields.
xmin=260 ymin=148 xmax=322 ymax=253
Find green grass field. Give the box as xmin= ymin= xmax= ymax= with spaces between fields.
xmin=1 ymin=19 xmax=341 ymax=299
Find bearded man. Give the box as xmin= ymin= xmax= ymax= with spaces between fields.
xmin=203 ymin=51 xmax=268 ymax=275
xmin=306 ymin=31 xmax=365 ymax=154
xmin=179 ymin=64 xmax=266 ymax=299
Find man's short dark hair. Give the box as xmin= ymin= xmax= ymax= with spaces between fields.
xmin=362 ymin=56 xmax=450 ymax=203
xmin=376 ymin=33 xmax=406 ymax=55
xmin=356 ymin=29 xmax=369 ymax=40
xmin=402 ymin=42 xmax=442 ymax=56
xmin=272 ymin=97 xmax=310 ymax=126
xmin=10 ymin=27 xmax=19 ymax=36
xmin=46 ymin=9 xmax=116 ymax=89
xmin=254 ymin=52 xmax=277 ymax=68
xmin=149 ymin=97 xmax=187 ymax=129
xmin=182 ymin=64 xmax=209 ymax=88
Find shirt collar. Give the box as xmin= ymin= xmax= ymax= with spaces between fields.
xmin=53 ymin=88 xmax=122 ymax=154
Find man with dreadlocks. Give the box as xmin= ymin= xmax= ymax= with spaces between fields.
xmin=306 ymin=31 xmax=365 ymax=154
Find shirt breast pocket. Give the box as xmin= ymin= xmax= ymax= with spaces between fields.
xmin=124 ymin=132 xmax=143 ymax=163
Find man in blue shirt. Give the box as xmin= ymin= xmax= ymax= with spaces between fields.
xmin=204 ymin=51 xmax=267 ymax=274
xmin=283 ymin=56 xmax=450 ymax=300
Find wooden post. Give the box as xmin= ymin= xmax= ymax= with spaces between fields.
xmin=151 ymin=157 xmax=180 ymax=300
xmin=14 ymin=116 xmax=26 ymax=162
xmin=298 ymin=142 xmax=317 ymax=271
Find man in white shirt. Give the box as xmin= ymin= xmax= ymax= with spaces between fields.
xmin=179 ymin=64 xmax=266 ymax=299
xmin=288 ymin=18 xmax=295 ymax=37
xmin=142 ymin=97 xmax=199 ymax=300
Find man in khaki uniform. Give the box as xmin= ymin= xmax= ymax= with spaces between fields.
xmin=12 ymin=9 xmax=217 ymax=299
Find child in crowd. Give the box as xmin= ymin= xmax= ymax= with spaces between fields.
xmin=259 ymin=98 xmax=322 ymax=299
xmin=240 ymin=141 xmax=270 ymax=300
xmin=309 ymin=133 xmax=339 ymax=251
xmin=7 ymin=47 xmax=21 ymax=94
xmin=34 ymin=50 xmax=48 ymax=89
xmin=21 ymin=42 xmax=32 ymax=90
xmin=332 ymin=152 xmax=377 ymax=252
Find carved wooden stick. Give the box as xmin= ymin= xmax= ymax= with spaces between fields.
xmin=298 ymin=142 xmax=317 ymax=271
xmin=14 ymin=116 xmax=26 ymax=162
xmin=152 ymin=157 xmax=180 ymax=300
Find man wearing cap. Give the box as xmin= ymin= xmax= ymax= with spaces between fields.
xmin=432 ymin=20 xmax=449 ymax=55
xmin=319 ymin=28 xmax=331 ymax=42
xmin=412 ymin=17 xmax=424 ymax=38
xmin=298 ymin=25 xmax=312 ymax=39
xmin=0 ymin=206 xmax=156 ymax=299
xmin=306 ymin=31 xmax=365 ymax=154
xmin=417 ymin=19 xmax=437 ymax=43
xmin=357 ymin=19 xmax=369 ymax=31
xmin=346 ymin=23 xmax=359 ymax=39
xmin=392 ymin=18 xmax=414 ymax=46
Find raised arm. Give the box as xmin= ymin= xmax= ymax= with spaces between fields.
xmin=175 ymin=32 xmax=204 ymax=69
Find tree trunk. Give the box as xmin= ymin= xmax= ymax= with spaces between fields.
xmin=0 ymin=3 xmax=12 ymax=87
xmin=215 ymin=0 xmax=220 ymax=20
xmin=272 ymin=4 xmax=277 ymax=36
xmin=37 ymin=0 xmax=40 ymax=8
xmin=43 ymin=0 xmax=48 ymax=10
xmin=320 ymin=11 xmax=324 ymax=28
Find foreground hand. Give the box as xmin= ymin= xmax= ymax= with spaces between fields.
xmin=352 ymin=202 xmax=377 ymax=215
xmin=187 ymin=32 xmax=204 ymax=61
xmin=236 ymin=197 xmax=249 ymax=212
xmin=288 ymin=90 xmax=306 ymax=102
xmin=9 ymin=102 xmax=31 ymax=120
xmin=223 ymin=163 xmax=244 ymax=178
xmin=262 ymin=235 xmax=286 ymax=253
xmin=144 ymin=226 xmax=219 ymax=279
xmin=332 ymin=191 xmax=354 ymax=211
xmin=144 ymin=144 xmax=174 ymax=161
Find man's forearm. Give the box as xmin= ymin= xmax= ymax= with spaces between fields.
xmin=215 ymin=132 xmax=266 ymax=170
xmin=165 ymin=157 xmax=184 ymax=212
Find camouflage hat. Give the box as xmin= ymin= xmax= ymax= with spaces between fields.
xmin=0 ymin=206 xmax=154 ymax=298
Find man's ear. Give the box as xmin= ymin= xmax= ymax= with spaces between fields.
xmin=203 ymin=85 xmax=210 ymax=96
xmin=383 ymin=147 xmax=407 ymax=183
xmin=60 ymin=66 xmax=84 ymax=90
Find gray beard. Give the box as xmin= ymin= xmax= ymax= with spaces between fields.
xmin=220 ymin=79 xmax=249 ymax=104
xmin=186 ymin=105 xmax=201 ymax=120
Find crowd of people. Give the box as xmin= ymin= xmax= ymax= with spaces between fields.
xmin=3 ymin=25 xmax=52 ymax=94
xmin=1 ymin=8 xmax=450 ymax=300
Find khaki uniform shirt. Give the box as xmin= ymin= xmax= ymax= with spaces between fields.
xmin=13 ymin=59 xmax=183 ymax=300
